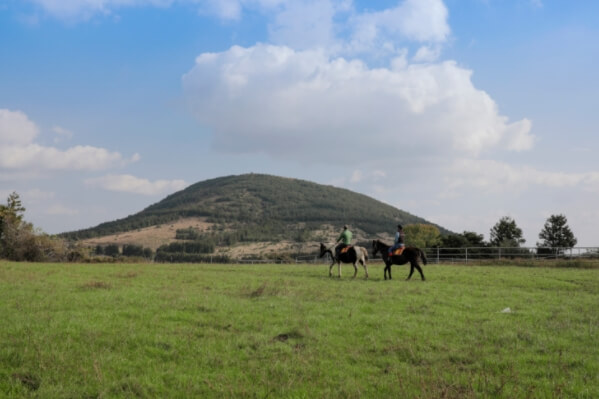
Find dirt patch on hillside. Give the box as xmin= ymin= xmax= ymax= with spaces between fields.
xmin=81 ymin=218 xmax=214 ymax=250
xmin=220 ymin=241 xmax=315 ymax=258
xmin=80 ymin=219 xmax=393 ymax=257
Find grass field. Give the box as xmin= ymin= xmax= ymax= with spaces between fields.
xmin=1 ymin=261 xmax=597 ymax=398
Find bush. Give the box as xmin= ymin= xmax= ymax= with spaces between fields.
xmin=122 ymin=244 xmax=145 ymax=257
xmin=104 ymin=244 xmax=120 ymax=257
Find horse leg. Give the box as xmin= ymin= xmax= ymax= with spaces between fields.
xmin=352 ymin=261 xmax=358 ymax=279
xmin=406 ymin=261 xmax=415 ymax=280
xmin=387 ymin=262 xmax=392 ymax=280
xmin=414 ymin=263 xmax=425 ymax=281
xmin=329 ymin=260 xmax=335 ymax=277
xmin=338 ymin=261 xmax=342 ymax=278
xmin=362 ymin=259 xmax=369 ymax=279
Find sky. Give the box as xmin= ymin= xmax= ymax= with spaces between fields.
xmin=1 ymin=0 xmax=598 ymax=246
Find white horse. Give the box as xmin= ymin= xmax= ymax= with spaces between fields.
xmin=319 ymin=243 xmax=369 ymax=279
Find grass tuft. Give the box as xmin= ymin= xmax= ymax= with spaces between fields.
xmin=12 ymin=372 xmax=41 ymax=391
xmin=79 ymin=281 xmax=111 ymax=290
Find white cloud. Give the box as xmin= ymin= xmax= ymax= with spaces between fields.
xmin=348 ymin=0 xmax=449 ymax=53
xmin=0 ymin=109 xmax=137 ymax=175
xmin=199 ymin=0 xmax=242 ymax=20
xmin=26 ymin=0 xmax=175 ymax=20
xmin=0 ymin=144 xmax=131 ymax=171
xmin=85 ymin=174 xmax=188 ymax=195
xmin=52 ymin=126 xmax=73 ymax=143
xmin=350 ymin=170 xmax=363 ymax=183
xmin=45 ymin=204 xmax=79 ymax=216
xmin=443 ymin=159 xmax=599 ymax=196
xmin=349 ymin=169 xmax=386 ymax=184
xmin=0 ymin=109 xmax=39 ymax=145
xmin=27 ymin=0 xmax=449 ymax=58
xmin=183 ymin=44 xmax=534 ymax=163
xmin=413 ymin=45 xmax=442 ymax=62
xmin=268 ymin=0 xmax=338 ymax=50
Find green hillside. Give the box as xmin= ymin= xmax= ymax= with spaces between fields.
xmin=62 ymin=174 xmax=449 ymax=241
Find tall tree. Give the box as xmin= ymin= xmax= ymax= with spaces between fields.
xmin=439 ymin=231 xmax=487 ymax=248
xmin=0 ymin=192 xmax=67 ymax=261
xmin=0 ymin=192 xmax=26 ymax=227
xmin=404 ymin=224 xmax=441 ymax=248
xmin=0 ymin=192 xmax=26 ymax=256
xmin=489 ymin=216 xmax=525 ymax=247
xmin=537 ymin=214 xmax=577 ymax=248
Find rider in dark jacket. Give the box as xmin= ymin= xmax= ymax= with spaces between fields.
xmin=388 ymin=224 xmax=405 ymax=256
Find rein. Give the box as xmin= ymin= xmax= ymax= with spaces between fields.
xmin=373 ymin=240 xmax=389 ymax=258
xmin=320 ymin=244 xmax=335 ymax=258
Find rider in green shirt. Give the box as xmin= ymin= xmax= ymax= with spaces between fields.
xmin=335 ymin=225 xmax=353 ymax=259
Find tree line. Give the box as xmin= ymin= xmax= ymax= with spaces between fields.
xmin=0 ymin=191 xmax=583 ymax=263
xmin=402 ymin=215 xmax=578 ymax=253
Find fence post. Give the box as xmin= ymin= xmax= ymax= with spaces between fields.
xmin=465 ymin=247 xmax=468 ymax=264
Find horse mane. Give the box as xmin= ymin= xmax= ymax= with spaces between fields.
xmin=319 ymin=243 xmax=334 ymax=258
xmin=374 ymin=239 xmax=390 ymax=249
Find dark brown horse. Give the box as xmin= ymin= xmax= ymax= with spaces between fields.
xmin=319 ymin=243 xmax=369 ymax=279
xmin=372 ymin=240 xmax=427 ymax=281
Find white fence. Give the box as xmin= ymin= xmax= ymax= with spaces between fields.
xmin=293 ymin=247 xmax=599 ymax=265
xmin=420 ymin=247 xmax=599 ymax=264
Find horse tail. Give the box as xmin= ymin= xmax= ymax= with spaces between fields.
xmin=420 ymin=249 xmax=428 ymax=265
xmin=362 ymin=247 xmax=369 ymax=261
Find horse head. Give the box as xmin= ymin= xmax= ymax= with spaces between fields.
xmin=319 ymin=243 xmax=329 ymax=258
xmin=372 ymin=240 xmax=380 ymax=256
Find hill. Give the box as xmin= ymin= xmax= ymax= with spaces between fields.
xmin=62 ymin=174 xmax=450 ymax=258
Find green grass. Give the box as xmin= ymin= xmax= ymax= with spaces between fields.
xmin=1 ymin=261 xmax=597 ymax=398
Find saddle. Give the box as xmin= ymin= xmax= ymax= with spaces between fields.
xmin=340 ymin=246 xmax=353 ymax=254
xmin=388 ymin=247 xmax=405 ymax=256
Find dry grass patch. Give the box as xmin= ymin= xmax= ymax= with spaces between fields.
xmin=79 ymin=281 xmax=111 ymax=290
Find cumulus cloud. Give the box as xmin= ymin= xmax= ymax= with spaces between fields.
xmin=347 ymin=0 xmax=449 ymax=56
xmin=0 ymin=109 xmax=39 ymax=145
xmin=0 ymin=109 xmax=137 ymax=175
xmin=85 ymin=174 xmax=188 ymax=195
xmin=183 ymin=44 xmax=534 ymax=163
xmin=443 ymin=159 xmax=599 ymax=196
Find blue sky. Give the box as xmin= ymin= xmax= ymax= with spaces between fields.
xmin=1 ymin=0 xmax=598 ymax=246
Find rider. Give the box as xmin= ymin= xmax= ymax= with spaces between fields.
xmin=388 ymin=224 xmax=405 ymax=256
xmin=335 ymin=225 xmax=352 ymax=259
